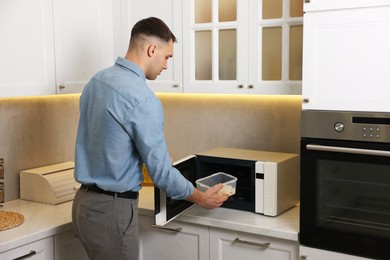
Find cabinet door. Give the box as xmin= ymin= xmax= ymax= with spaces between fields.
xmin=0 ymin=237 xmax=54 ymax=260
xmin=302 ymin=4 xmax=390 ymax=112
xmin=139 ymin=214 xmax=209 ymax=260
xmin=122 ymin=0 xmax=183 ymax=93
xmin=299 ymin=245 xmax=372 ymax=260
xmin=248 ymin=0 xmax=303 ymax=95
xmin=210 ymin=227 xmax=299 ymax=260
xmin=53 ymin=0 xmax=120 ymax=94
xmin=54 ymin=229 xmax=88 ymax=260
xmin=0 ymin=0 xmax=56 ymax=97
xmin=183 ymin=0 xmax=249 ymax=94
xmin=304 ymin=0 xmax=390 ymax=12
xmin=183 ymin=0 xmax=303 ymax=95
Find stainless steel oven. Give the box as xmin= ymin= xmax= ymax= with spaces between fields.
xmin=300 ymin=110 xmax=390 ymax=260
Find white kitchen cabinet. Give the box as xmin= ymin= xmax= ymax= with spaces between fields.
xmin=303 ymin=0 xmax=390 ymax=12
xmin=0 ymin=0 xmax=121 ymax=97
xmin=53 ymin=0 xmax=121 ymax=94
xmin=302 ymin=1 xmax=390 ymax=112
xmin=210 ymin=227 xmax=299 ymax=260
xmin=0 ymin=237 xmax=54 ymax=260
xmin=299 ymin=245 xmax=372 ymax=260
xmin=0 ymin=0 xmax=56 ymax=97
xmin=54 ymin=229 xmax=88 ymax=260
xmin=139 ymin=214 xmax=209 ymax=260
xmin=183 ymin=0 xmax=303 ymax=95
xmin=121 ymin=0 xmax=183 ymax=93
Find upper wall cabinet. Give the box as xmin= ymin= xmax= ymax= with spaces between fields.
xmin=54 ymin=0 xmax=121 ymax=94
xmin=183 ymin=0 xmax=303 ymax=94
xmin=0 ymin=0 xmax=303 ymax=97
xmin=303 ymin=0 xmax=390 ymax=11
xmin=0 ymin=0 xmax=121 ymax=97
xmin=302 ymin=0 xmax=390 ymax=112
xmin=0 ymin=0 xmax=56 ymax=97
xmin=121 ymin=0 xmax=183 ymax=93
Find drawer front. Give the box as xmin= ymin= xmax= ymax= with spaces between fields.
xmin=210 ymin=227 xmax=299 ymax=260
xmin=0 ymin=237 xmax=54 ymax=260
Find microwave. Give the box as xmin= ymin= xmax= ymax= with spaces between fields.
xmin=155 ymin=147 xmax=300 ymax=226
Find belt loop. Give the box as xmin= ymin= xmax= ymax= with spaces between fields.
xmin=114 ymin=193 xmax=117 ymax=200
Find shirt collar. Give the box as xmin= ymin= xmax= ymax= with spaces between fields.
xmin=115 ymin=57 xmax=146 ymax=80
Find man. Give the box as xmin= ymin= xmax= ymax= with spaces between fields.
xmin=72 ymin=17 xmax=228 ymax=260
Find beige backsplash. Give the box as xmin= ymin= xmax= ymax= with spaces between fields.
xmin=0 ymin=93 xmax=301 ymax=202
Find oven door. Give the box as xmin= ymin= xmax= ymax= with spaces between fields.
xmin=300 ymin=138 xmax=390 ymax=259
xmin=154 ymin=155 xmax=197 ymax=226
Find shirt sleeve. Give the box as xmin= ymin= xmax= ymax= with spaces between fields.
xmin=125 ymin=96 xmax=194 ymax=200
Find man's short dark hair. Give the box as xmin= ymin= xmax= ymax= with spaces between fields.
xmin=131 ymin=17 xmax=177 ymax=43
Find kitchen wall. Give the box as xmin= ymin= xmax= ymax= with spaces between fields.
xmin=0 ymin=93 xmax=301 ymax=202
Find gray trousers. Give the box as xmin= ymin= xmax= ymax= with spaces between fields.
xmin=72 ymin=188 xmax=139 ymax=260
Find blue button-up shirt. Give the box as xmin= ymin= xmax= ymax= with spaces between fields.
xmin=74 ymin=57 xmax=194 ymax=200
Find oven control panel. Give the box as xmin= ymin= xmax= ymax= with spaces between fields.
xmin=362 ymin=126 xmax=381 ymax=140
xmin=334 ymin=122 xmax=344 ymax=132
xmin=334 ymin=122 xmax=382 ymax=139
xmin=302 ymin=110 xmax=390 ymax=143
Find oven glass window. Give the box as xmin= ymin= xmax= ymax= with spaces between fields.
xmin=317 ymin=159 xmax=390 ymax=239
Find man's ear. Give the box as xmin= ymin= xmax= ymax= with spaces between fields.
xmin=147 ymin=44 xmax=156 ymax=57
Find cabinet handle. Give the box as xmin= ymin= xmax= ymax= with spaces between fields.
xmin=304 ymin=0 xmax=310 ymax=3
xmin=302 ymin=98 xmax=310 ymax=103
xmin=233 ymin=238 xmax=270 ymax=248
xmin=59 ymin=84 xmax=65 ymax=90
xmin=238 ymin=84 xmax=244 ymax=89
xmin=152 ymin=224 xmax=182 ymax=233
xmin=248 ymin=84 xmax=254 ymax=89
xmin=301 ymin=255 xmax=308 ymax=259
xmin=172 ymin=83 xmax=180 ymax=88
xmin=13 ymin=250 xmax=37 ymax=260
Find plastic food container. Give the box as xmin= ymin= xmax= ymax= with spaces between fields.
xmin=196 ymin=172 xmax=237 ymax=196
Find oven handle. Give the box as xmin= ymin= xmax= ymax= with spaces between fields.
xmin=306 ymin=144 xmax=390 ymax=157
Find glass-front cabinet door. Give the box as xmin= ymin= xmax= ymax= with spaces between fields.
xmin=183 ymin=0 xmax=248 ymax=93
xmin=183 ymin=0 xmax=303 ymax=94
xmin=248 ymin=0 xmax=303 ymax=94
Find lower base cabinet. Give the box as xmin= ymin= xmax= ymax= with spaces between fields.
xmin=210 ymin=227 xmax=299 ymax=260
xmin=139 ymin=215 xmax=299 ymax=260
xmin=0 ymin=237 xmax=54 ymax=260
xmin=299 ymin=246 xmax=372 ymax=260
xmin=139 ymin=215 xmax=209 ymax=260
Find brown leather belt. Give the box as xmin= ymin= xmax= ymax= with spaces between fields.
xmin=80 ymin=184 xmax=138 ymax=199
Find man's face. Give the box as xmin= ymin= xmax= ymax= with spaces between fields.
xmin=146 ymin=39 xmax=174 ymax=80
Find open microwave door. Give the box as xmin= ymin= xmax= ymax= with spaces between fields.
xmin=154 ymin=155 xmax=197 ymax=226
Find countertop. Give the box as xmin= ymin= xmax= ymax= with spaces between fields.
xmin=0 ymin=187 xmax=299 ymax=253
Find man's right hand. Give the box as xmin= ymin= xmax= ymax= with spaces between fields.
xmin=187 ymin=184 xmax=229 ymax=209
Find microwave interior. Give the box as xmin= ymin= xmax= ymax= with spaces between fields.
xmin=196 ymin=155 xmax=255 ymax=212
xmin=155 ymin=154 xmax=256 ymax=226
